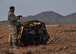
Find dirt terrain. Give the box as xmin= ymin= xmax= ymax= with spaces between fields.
xmin=0 ymin=24 xmax=76 ymax=54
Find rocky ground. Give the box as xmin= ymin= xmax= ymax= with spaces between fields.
xmin=0 ymin=24 xmax=76 ymax=54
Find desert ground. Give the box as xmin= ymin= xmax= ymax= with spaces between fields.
xmin=0 ymin=24 xmax=76 ymax=54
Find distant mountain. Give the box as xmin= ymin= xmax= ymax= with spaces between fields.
xmin=22 ymin=11 xmax=76 ymax=24
xmin=64 ymin=12 xmax=76 ymax=23
xmin=0 ymin=11 xmax=76 ymax=25
xmin=66 ymin=12 xmax=76 ymax=18
xmin=21 ymin=11 xmax=65 ymax=24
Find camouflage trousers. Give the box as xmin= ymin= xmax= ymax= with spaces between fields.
xmin=8 ymin=25 xmax=18 ymax=48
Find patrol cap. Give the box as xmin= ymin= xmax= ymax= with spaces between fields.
xmin=10 ymin=6 xmax=15 ymax=9
xmin=9 ymin=6 xmax=15 ymax=12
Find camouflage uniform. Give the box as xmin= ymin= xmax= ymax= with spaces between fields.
xmin=8 ymin=10 xmax=19 ymax=48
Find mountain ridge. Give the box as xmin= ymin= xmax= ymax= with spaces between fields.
xmin=0 ymin=11 xmax=76 ymax=24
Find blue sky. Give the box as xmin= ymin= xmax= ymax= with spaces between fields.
xmin=0 ymin=0 xmax=76 ymax=21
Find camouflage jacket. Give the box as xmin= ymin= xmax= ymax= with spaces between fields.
xmin=8 ymin=11 xmax=19 ymax=26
